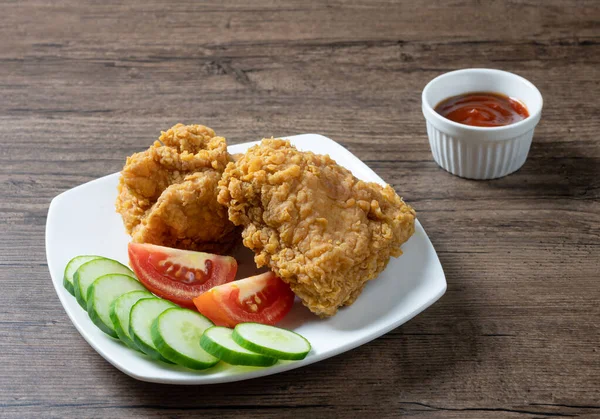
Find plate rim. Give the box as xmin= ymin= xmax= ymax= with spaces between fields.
xmin=46 ymin=133 xmax=447 ymax=385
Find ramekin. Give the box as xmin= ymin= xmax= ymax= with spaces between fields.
xmin=422 ymin=68 xmax=543 ymax=179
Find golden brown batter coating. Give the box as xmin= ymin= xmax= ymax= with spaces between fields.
xmin=218 ymin=139 xmax=416 ymax=317
xmin=116 ymin=124 xmax=237 ymax=253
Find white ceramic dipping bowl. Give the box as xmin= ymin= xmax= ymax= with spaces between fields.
xmin=422 ymin=68 xmax=543 ymax=179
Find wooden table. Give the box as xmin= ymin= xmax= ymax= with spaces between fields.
xmin=2 ymin=1 xmax=599 ymax=418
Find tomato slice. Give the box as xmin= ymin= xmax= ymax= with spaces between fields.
xmin=192 ymin=271 xmax=295 ymax=327
xmin=128 ymin=242 xmax=237 ymax=308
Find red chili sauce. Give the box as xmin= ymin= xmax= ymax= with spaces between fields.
xmin=434 ymin=92 xmax=529 ymax=127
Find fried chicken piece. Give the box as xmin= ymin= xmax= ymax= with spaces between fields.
xmin=116 ymin=124 xmax=238 ymax=253
xmin=218 ymin=139 xmax=416 ymax=317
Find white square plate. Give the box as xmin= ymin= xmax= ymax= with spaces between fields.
xmin=46 ymin=134 xmax=446 ymax=385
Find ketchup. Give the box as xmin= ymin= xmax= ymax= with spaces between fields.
xmin=434 ymin=92 xmax=529 ymax=127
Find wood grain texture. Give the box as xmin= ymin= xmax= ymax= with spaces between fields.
xmin=1 ymin=0 xmax=599 ymax=418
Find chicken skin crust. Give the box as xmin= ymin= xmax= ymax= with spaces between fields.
xmin=116 ymin=124 xmax=238 ymax=253
xmin=217 ymin=139 xmax=416 ymax=317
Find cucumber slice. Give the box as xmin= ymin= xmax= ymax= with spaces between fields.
xmin=130 ymin=298 xmax=177 ymax=363
xmin=73 ymin=258 xmax=135 ymax=309
xmin=63 ymin=255 xmax=100 ymax=296
xmin=151 ymin=308 xmax=219 ymax=370
xmin=199 ymin=327 xmax=277 ymax=367
xmin=110 ymin=290 xmax=155 ymax=350
xmin=86 ymin=274 xmax=146 ymax=338
xmin=232 ymin=323 xmax=311 ymax=360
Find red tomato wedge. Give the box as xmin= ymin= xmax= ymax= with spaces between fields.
xmin=192 ymin=271 xmax=295 ymax=327
xmin=128 ymin=242 xmax=237 ymax=308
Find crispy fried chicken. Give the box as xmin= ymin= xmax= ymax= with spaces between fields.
xmin=115 ymin=124 xmax=238 ymax=253
xmin=218 ymin=139 xmax=416 ymax=317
